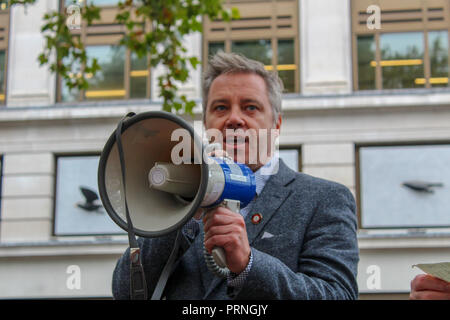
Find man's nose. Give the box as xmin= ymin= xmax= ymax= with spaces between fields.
xmin=225 ymin=106 xmax=245 ymax=129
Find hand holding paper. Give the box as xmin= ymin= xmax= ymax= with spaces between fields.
xmin=413 ymin=262 xmax=450 ymax=282
xmin=410 ymin=262 xmax=450 ymax=300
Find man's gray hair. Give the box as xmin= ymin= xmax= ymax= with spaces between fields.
xmin=202 ymin=51 xmax=283 ymax=124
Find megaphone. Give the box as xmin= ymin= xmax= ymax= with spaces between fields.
xmin=97 ymin=111 xmax=256 ymax=299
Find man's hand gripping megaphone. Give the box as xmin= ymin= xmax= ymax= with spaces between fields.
xmin=198 ymin=145 xmax=252 ymax=276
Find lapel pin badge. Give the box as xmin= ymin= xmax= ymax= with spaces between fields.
xmin=251 ymin=213 xmax=262 ymax=225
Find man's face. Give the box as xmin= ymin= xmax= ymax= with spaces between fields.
xmin=204 ymin=72 xmax=281 ymax=171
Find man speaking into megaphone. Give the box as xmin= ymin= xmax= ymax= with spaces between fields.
xmin=111 ymin=52 xmax=359 ymax=300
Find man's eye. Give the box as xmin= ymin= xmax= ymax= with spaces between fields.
xmin=246 ymin=105 xmax=258 ymax=111
xmin=214 ymin=105 xmax=227 ymax=111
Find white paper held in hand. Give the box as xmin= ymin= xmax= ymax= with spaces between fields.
xmin=412 ymin=262 xmax=450 ymax=282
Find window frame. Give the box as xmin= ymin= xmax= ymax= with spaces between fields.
xmin=57 ymin=0 xmax=151 ymax=103
xmin=355 ymin=141 xmax=450 ymax=231
xmin=202 ymin=0 xmax=300 ymax=93
xmin=279 ymin=145 xmax=302 ymax=172
xmin=52 ymin=152 xmax=126 ymax=237
xmin=351 ymin=0 xmax=450 ymax=91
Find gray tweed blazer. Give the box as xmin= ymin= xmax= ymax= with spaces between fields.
xmin=112 ymin=159 xmax=359 ymax=300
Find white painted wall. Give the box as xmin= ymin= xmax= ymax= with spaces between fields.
xmin=6 ymin=0 xmax=57 ymax=107
xmin=299 ymin=0 xmax=353 ymax=95
xmin=0 ymin=244 xmax=127 ymax=298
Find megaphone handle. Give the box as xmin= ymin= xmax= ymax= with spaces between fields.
xmin=211 ymin=248 xmax=227 ymax=268
xmin=211 ymin=199 xmax=241 ymax=268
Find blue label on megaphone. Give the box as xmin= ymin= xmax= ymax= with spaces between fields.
xmin=210 ymin=157 xmax=256 ymax=208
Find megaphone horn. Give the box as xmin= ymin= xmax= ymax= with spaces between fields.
xmin=98 ymin=111 xmax=256 ymax=288
xmin=98 ymin=111 xmax=209 ymax=238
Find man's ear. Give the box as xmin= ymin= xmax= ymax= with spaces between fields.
xmin=275 ymin=115 xmax=282 ymax=131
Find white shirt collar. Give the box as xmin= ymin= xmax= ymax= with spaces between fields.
xmin=253 ymin=156 xmax=279 ymax=196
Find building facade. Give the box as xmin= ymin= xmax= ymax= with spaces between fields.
xmin=1 ymin=0 xmax=450 ymax=299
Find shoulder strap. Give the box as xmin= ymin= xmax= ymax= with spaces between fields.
xmin=115 ymin=112 xmax=148 ymax=300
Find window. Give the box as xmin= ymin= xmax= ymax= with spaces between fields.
xmin=59 ymin=0 xmax=150 ymax=102
xmin=356 ymin=35 xmax=376 ymax=90
xmin=279 ymin=147 xmax=301 ymax=172
xmin=203 ymin=0 xmax=299 ymax=93
xmin=357 ymin=143 xmax=450 ymax=229
xmin=352 ymin=0 xmax=450 ymax=90
xmin=0 ymin=0 xmax=10 ymax=104
xmin=54 ymin=154 xmax=125 ymax=236
xmin=380 ymin=32 xmax=425 ymax=89
xmin=428 ymin=30 xmax=449 ymax=87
